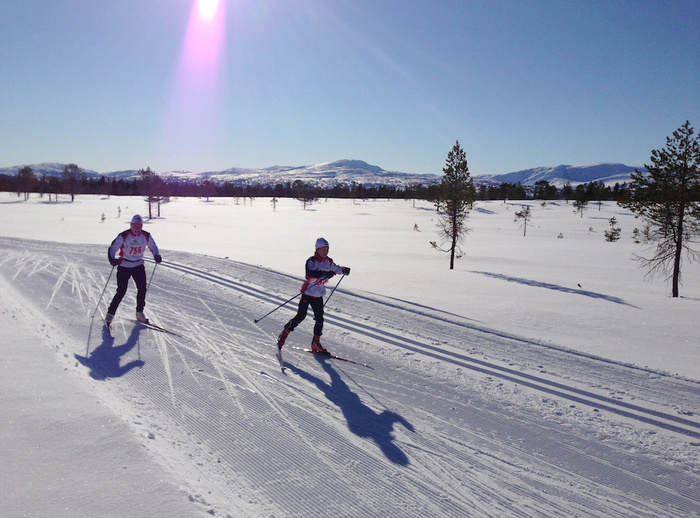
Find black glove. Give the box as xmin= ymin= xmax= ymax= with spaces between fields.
xmin=154 ymin=254 xmax=162 ymax=264
xmin=324 ymin=271 xmax=336 ymax=279
xmin=109 ymin=257 xmax=120 ymax=267
xmin=342 ymin=267 xmax=350 ymax=276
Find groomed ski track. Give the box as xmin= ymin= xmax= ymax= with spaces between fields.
xmin=2 ymin=237 xmax=700 ymax=517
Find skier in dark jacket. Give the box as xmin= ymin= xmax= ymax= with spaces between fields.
xmin=277 ymin=237 xmax=350 ymax=353
xmin=105 ymin=214 xmax=162 ymax=325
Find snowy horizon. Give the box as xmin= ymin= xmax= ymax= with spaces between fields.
xmin=1 ymin=160 xmax=645 ymax=189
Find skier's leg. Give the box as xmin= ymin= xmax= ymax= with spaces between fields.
xmin=286 ymin=295 xmax=311 ymax=331
xmin=310 ymin=296 xmax=325 ymax=337
xmin=133 ymin=265 xmax=147 ymax=312
xmin=107 ymin=267 xmax=129 ymax=315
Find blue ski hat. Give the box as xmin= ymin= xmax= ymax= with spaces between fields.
xmin=131 ymin=214 xmax=143 ymax=224
xmin=315 ymin=237 xmax=329 ymax=250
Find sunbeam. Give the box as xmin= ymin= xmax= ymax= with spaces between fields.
xmin=159 ymin=0 xmax=228 ymax=166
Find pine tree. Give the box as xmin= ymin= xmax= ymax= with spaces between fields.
xmin=62 ymin=163 xmax=82 ymax=202
xmin=604 ymin=217 xmax=621 ymax=242
xmin=433 ymin=141 xmax=476 ymax=269
xmin=17 ymin=166 xmax=35 ymax=201
xmin=514 ymin=205 xmax=532 ymax=237
xmin=618 ymin=121 xmax=700 ymax=297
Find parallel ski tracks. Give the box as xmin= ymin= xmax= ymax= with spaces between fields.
xmin=162 ymin=260 xmax=700 ymax=440
xmin=2 ymin=242 xmax=700 ymax=516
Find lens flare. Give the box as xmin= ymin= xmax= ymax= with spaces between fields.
xmin=159 ymin=0 xmax=227 ymax=167
xmin=198 ymin=0 xmax=219 ymax=21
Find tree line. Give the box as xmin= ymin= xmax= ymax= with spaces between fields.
xmin=2 ymin=166 xmax=432 ymax=201
xmin=477 ymin=179 xmax=630 ymax=202
xmin=3 ymin=165 xmax=630 ymax=203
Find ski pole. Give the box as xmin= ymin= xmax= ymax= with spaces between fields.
xmin=90 ymin=265 xmax=116 ymax=320
xmin=324 ymin=274 xmax=345 ymax=307
xmin=254 ymin=291 xmax=304 ymax=324
xmin=146 ymin=262 xmax=158 ymax=291
xmin=254 ymin=278 xmax=324 ymax=324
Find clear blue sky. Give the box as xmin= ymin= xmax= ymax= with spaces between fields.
xmin=1 ymin=0 xmax=699 ymax=176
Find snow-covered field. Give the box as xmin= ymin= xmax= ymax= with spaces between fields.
xmin=1 ymin=193 xmax=699 ymax=517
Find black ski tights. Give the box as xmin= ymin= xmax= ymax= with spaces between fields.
xmin=285 ymin=294 xmax=324 ymax=337
xmin=107 ymin=265 xmax=147 ymax=314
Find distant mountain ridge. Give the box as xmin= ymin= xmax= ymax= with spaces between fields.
xmin=476 ymin=163 xmax=643 ymax=188
xmin=0 ymin=160 xmax=643 ymax=188
xmin=161 ymin=159 xmax=436 ymax=188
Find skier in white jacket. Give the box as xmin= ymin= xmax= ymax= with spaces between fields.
xmin=105 ymin=214 xmax=162 ymax=324
xmin=277 ymin=238 xmax=350 ymax=353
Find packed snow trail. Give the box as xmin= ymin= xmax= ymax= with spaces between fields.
xmin=1 ymin=237 xmax=699 ymax=517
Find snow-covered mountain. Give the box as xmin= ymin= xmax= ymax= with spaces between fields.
xmin=159 ymin=159 xmax=441 ymax=188
xmin=1 ymin=160 xmax=643 ymax=187
xmin=0 ymin=162 xmax=102 ymax=178
xmin=0 ymin=160 xmax=438 ymax=188
xmin=475 ymin=163 xmax=643 ymax=187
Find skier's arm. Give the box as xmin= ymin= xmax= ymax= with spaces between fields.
xmin=108 ymin=233 xmax=125 ymax=265
xmin=146 ymin=233 xmax=162 ymax=263
xmin=330 ymin=261 xmax=350 ymax=276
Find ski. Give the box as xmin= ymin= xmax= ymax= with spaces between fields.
xmin=276 ymin=344 xmax=286 ymax=372
xmin=134 ymin=319 xmax=182 ymax=337
xmin=287 ymin=345 xmax=371 ymax=368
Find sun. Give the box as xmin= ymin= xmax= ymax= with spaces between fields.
xmin=198 ymin=0 xmax=219 ymax=21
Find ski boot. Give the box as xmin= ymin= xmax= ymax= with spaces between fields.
xmin=311 ymin=335 xmax=329 ymax=355
xmin=277 ymin=329 xmax=290 ymax=347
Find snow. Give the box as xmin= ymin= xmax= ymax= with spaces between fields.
xmin=1 ymin=192 xmax=699 ymax=517
xmin=478 ymin=163 xmax=641 ymax=187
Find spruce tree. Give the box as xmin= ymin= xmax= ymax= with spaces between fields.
xmin=433 ymin=141 xmax=476 ymax=269
xmin=619 ymin=121 xmax=700 ymax=297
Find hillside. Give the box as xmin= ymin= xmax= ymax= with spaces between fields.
xmin=477 ymin=163 xmax=644 ymax=187
xmin=1 ymin=160 xmax=644 ymax=188
xmin=0 ymin=159 xmax=437 ymax=188
xmin=159 ymin=159 xmax=441 ymax=188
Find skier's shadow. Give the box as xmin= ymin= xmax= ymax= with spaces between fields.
xmin=75 ymin=325 xmax=144 ymax=380
xmin=290 ymin=359 xmax=414 ymax=466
